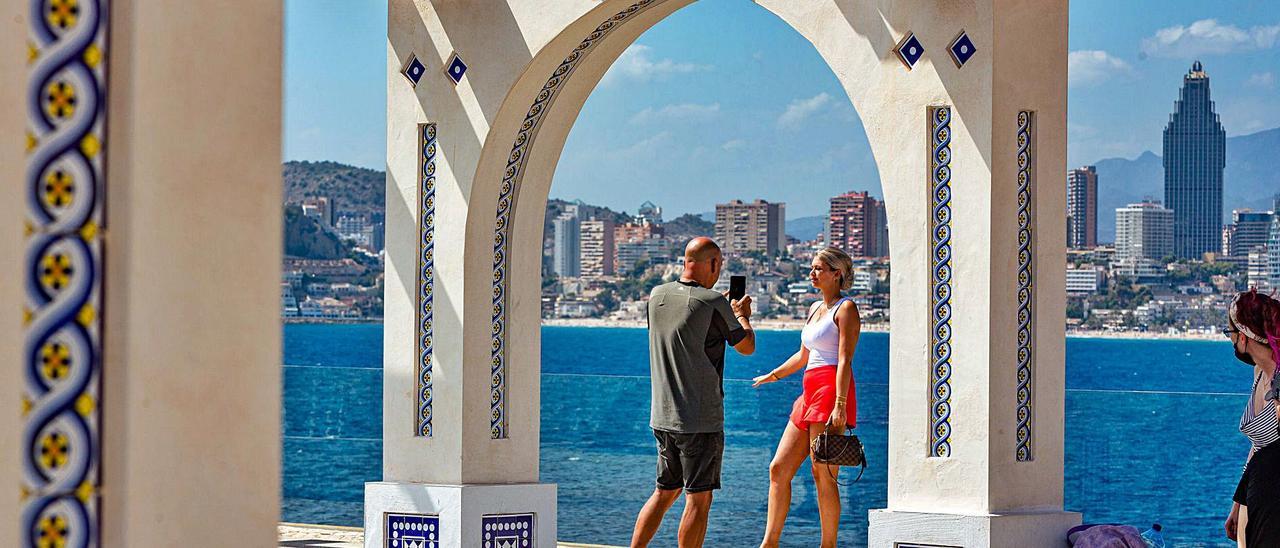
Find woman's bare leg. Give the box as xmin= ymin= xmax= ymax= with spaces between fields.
xmin=760 ymin=422 xmax=812 ymax=547
xmin=809 ymin=424 xmax=841 ymax=548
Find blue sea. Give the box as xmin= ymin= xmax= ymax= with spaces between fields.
xmin=283 ymin=324 xmax=1253 ymax=547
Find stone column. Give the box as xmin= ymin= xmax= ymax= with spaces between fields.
xmin=6 ymin=1 xmax=283 ymax=546
xmin=2 ymin=4 xmax=25 ymax=546
xmin=867 ymin=0 xmax=1080 ymax=545
xmin=364 ymin=2 xmax=564 ymax=547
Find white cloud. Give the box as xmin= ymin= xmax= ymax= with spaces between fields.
xmin=721 ymin=139 xmax=746 ymax=151
xmin=1068 ymin=50 xmax=1133 ymax=87
xmin=1140 ymin=19 xmax=1280 ymax=58
xmin=607 ymin=131 xmax=672 ymax=161
xmin=601 ymin=45 xmax=710 ymax=85
xmin=778 ymin=93 xmax=832 ymax=129
xmin=629 ymin=102 xmax=720 ymax=125
xmin=1247 ymin=71 xmax=1276 ymax=89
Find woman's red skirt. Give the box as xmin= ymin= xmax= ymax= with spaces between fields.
xmin=789 ymin=365 xmax=856 ymax=431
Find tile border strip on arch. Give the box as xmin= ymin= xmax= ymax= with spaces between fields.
xmin=929 ymin=106 xmax=954 ymax=458
xmin=488 ymin=0 xmax=666 ymax=439
xmin=417 ymin=123 xmax=438 ymax=437
xmin=1015 ymin=111 xmax=1035 ymax=462
xmin=23 ymin=0 xmax=110 ymax=544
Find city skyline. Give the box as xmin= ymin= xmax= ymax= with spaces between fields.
xmin=284 ymin=0 xmax=1280 ymax=219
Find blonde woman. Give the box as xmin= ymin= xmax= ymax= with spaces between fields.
xmin=753 ymin=247 xmax=861 ymax=548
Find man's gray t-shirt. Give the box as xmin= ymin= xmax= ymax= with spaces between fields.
xmin=648 ymin=280 xmax=748 ymax=433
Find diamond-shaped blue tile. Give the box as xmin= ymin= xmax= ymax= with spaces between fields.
xmin=386 ymin=513 xmax=439 ymax=548
xmin=895 ymin=33 xmax=924 ymax=69
xmin=445 ymin=53 xmax=468 ymax=85
xmin=402 ymin=55 xmax=427 ymax=87
xmin=949 ymin=31 xmax=977 ymax=67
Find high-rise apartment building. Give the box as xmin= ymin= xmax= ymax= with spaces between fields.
xmin=1224 ymin=209 xmax=1274 ymax=258
xmin=614 ymin=221 xmax=663 ymax=246
xmin=1066 ymin=166 xmax=1097 ymax=249
xmin=1164 ymin=61 xmax=1226 ymax=259
xmin=715 ymin=199 xmax=786 ymax=255
xmin=552 ymin=212 xmax=580 ymax=278
xmin=876 ymin=201 xmax=889 ymax=256
xmin=828 ymin=191 xmax=886 ymax=258
xmin=617 ymin=237 xmax=671 ymax=274
xmin=1248 ymin=247 xmax=1270 ymax=291
xmin=579 ymin=218 xmax=616 ymax=277
xmin=335 ymin=214 xmax=371 ymax=247
xmin=1114 ymin=200 xmax=1174 ymax=277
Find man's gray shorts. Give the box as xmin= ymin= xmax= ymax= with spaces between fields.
xmin=653 ymin=429 xmax=724 ymax=493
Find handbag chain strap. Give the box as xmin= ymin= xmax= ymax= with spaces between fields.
xmin=817 ymin=419 xmax=865 ymax=487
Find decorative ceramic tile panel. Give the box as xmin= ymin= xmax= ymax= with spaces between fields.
xmin=385 ymin=512 xmax=440 ymax=548
xmin=482 ymin=513 xmax=534 ymax=548
xmin=489 ymin=0 xmax=664 ymax=439
xmin=417 ymin=124 xmax=437 ymax=437
xmin=895 ymin=32 xmax=925 ymax=69
xmin=1016 ymin=111 xmax=1035 ymax=462
xmin=23 ymin=0 xmax=109 ymax=545
xmin=929 ymin=106 xmax=954 ymax=458
xmin=948 ymin=30 xmax=977 ymax=68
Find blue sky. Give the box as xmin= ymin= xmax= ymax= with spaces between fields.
xmin=283 ymin=0 xmax=1280 ymax=219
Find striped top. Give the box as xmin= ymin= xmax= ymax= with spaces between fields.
xmin=1240 ymin=370 xmax=1280 ymax=450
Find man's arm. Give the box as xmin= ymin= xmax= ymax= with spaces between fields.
xmin=729 ymin=296 xmax=755 ymax=355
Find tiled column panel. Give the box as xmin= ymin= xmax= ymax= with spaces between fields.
xmin=417 ymin=124 xmax=437 ymax=438
xmin=1015 ymin=110 xmax=1035 ymax=462
xmin=928 ymin=106 xmax=954 ymax=458
xmin=22 ymin=0 xmax=109 ymax=545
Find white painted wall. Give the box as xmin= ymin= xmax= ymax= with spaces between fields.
xmin=98 ymin=1 xmax=283 ymax=546
xmin=1 ymin=3 xmax=25 ymax=545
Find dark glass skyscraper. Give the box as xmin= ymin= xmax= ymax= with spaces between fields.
xmin=1163 ymin=61 xmax=1226 ymax=259
xmin=1067 ymin=166 xmax=1097 ymax=249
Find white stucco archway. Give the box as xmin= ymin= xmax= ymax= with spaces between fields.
xmin=375 ymin=1 xmax=1077 ymax=546
xmin=1 ymin=0 xmax=1076 ymax=546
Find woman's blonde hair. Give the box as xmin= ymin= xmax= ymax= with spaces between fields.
xmin=815 ymin=246 xmax=855 ymax=291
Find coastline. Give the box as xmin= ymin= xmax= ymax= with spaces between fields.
xmin=541 ymin=318 xmax=1223 ymax=342
xmin=283 ymin=317 xmax=1224 ymax=343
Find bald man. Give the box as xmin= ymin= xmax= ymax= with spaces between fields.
xmin=631 ymin=237 xmax=756 ymax=548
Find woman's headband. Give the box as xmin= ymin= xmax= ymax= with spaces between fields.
xmin=1229 ymin=294 xmax=1268 ymax=344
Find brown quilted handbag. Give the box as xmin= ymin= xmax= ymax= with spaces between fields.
xmin=810 ymin=429 xmax=867 ymax=484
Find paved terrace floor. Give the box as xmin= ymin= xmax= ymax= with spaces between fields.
xmin=278 ymin=523 xmax=620 ymax=548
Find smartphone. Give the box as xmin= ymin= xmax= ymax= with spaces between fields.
xmin=729 ymin=275 xmax=746 ymax=301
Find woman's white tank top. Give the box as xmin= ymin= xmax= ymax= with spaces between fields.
xmin=801 ymin=297 xmax=851 ymax=370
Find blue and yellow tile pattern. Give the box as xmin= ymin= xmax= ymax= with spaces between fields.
xmin=417 ymin=124 xmax=437 ymax=437
xmin=1015 ymin=111 xmax=1035 ymax=462
xmin=23 ymin=0 xmax=109 ymax=545
xmin=929 ymin=106 xmax=954 ymax=458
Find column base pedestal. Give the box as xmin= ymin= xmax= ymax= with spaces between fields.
xmin=364 ymin=481 xmax=556 ymax=548
xmin=868 ymin=508 xmax=1081 ymax=548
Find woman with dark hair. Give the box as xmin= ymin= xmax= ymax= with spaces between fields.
xmin=1223 ymin=289 xmax=1280 ymax=546
xmin=752 ymin=247 xmax=861 ymax=548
